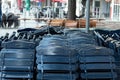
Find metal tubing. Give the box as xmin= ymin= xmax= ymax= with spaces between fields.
xmin=86 ymin=0 xmax=90 ymax=33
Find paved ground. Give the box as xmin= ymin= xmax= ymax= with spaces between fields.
xmin=96 ymin=21 xmax=120 ymax=30
xmin=0 ymin=19 xmax=120 ymax=37
xmin=0 ymin=28 xmax=18 ymax=37
xmin=0 ymin=19 xmax=48 ymax=37
xmin=19 ymin=19 xmax=47 ymax=29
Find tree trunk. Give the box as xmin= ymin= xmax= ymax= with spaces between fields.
xmin=68 ymin=0 xmax=76 ymax=20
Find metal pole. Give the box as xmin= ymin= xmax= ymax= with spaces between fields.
xmin=86 ymin=0 xmax=90 ymax=33
xmin=52 ymin=1 xmax=55 ymax=18
xmin=0 ymin=0 xmax=1 ymax=26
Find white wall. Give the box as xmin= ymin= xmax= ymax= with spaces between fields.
xmin=76 ymin=0 xmax=83 ymax=17
xmin=101 ymin=0 xmax=110 ymax=18
xmin=92 ymin=0 xmax=110 ymax=18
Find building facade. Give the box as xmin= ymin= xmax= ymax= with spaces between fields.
xmin=92 ymin=0 xmax=120 ymax=21
xmin=2 ymin=0 xmax=120 ymax=21
xmin=91 ymin=0 xmax=110 ymax=19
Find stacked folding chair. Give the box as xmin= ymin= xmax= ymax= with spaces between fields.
xmin=36 ymin=35 xmax=79 ymax=80
xmin=0 ymin=50 xmax=2 ymax=79
xmin=94 ymin=29 xmax=120 ymax=79
xmin=78 ymin=44 xmax=117 ymax=80
xmin=112 ymin=41 xmax=120 ymax=79
xmin=0 ymin=36 xmax=3 ymax=79
xmin=0 ymin=39 xmax=2 ymax=50
xmin=0 ymin=40 xmax=36 ymax=80
xmin=64 ymin=29 xmax=117 ymax=80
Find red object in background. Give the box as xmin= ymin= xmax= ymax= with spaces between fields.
xmin=52 ymin=0 xmax=60 ymax=2
xmin=105 ymin=0 xmax=111 ymax=2
xmin=34 ymin=0 xmax=45 ymax=2
xmin=18 ymin=0 xmax=22 ymax=10
xmin=52 ymin=0 xmax=66 ymax=3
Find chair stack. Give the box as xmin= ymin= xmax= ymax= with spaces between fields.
xmin=94 ymin=29 xmax=120 ymax=79
xmin=0 ymin=35 xmax=4 ymax=79
xmin=36 ymin=35 xmax=79 ymax=80
xmin=0 ymin=40 xmax=36 ymax=80
xmin=78 ymin=44 xmax=117 ymax=80
xmin=64 ymin=29 xmax=117 ymax=80
xmin=0 ymin=50 xmax=2 ymax=79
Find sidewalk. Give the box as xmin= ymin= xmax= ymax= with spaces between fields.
xmin=96 ymin=20 xmax=120 ymax=30
xmin=18 ymin=19 xmax=48 ymax=29
xmin=0 ymin=28 xmax=18 ymax=36
xmin=0 ymin=20 xmax=48 ymax=37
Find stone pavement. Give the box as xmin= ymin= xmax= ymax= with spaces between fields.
xmin=0 ymin=28 xmax=18 ymax=37
xmin=18 ymin=19 xmax=48 ymax=29
xmin=0 ymin=19 xmax=120 ymax=37
xmin=0 ymin=19 xmax=48 ymax=37
xmin=96 ymin=21 xmax=120 ymax=30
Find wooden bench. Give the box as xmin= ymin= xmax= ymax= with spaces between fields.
xmin=49 ymin=19 xmax=65 ymax=26
xmin=78 ymin=19 xmax=86 ymax=28
xmin=90 ymin=20 xmax=97 ymax=27
xmin=64 ymin=20 xmax=78 ymax=28
xmin=78 ymin=19 xmax=97 ymax=28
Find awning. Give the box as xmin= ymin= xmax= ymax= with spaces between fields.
xmin=34 ymin=0 xmax=45 ymax=2
xmin=52 ymin=0 xmax=67 ymax=3
xmin=105 ymin=0 xmax=111 ymax=2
